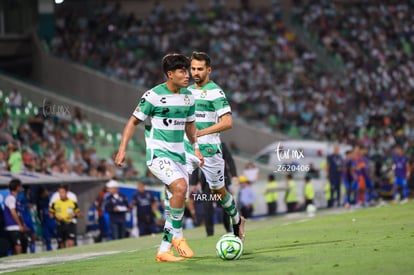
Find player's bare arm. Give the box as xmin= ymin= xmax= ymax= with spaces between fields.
xmin=185 ymin=121 xmax=204 ymax=167
xmin=197 ymin=113 xmax=232 ymax=137
xmin=115 ymin=116 xmax=141 ymax=167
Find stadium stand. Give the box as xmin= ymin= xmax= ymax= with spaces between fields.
xmin=0 ymin=88 xmax=147 ymax=179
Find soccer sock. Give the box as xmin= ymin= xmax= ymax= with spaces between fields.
xmin=159 ymin=205 xmax=173 ymax=254
xmin=402 ymin=184 xmax=409 ymax=200
xmin=29 ymin=240 xmax=35 ymax=253
xmin=220 ymin=192 xmax=240 ymax=225
xmin=170 ymin=206 xmax=185 ymax=239
xmin=46 ymin=239 xmax=52 ymax=251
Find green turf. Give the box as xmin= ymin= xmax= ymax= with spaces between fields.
xmin=2 ymin=202 xmax=414 ymax=275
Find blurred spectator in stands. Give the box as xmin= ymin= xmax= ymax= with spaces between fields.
xmin=104 ymin=180 xmax=129 ymax=240
xmin=15 ymin=124 xmax=30 ymax=146
xmin=243 ymin=162 xmax=259 ymax=184
xmin=237 ymin=175 xmax=255 ymax=218
xmin=22 ymin=149 xmax=36 ymax=172
xmin=71 ymin=162 xmax=87 ymax=177
xmin=123 ymin=157 xmax=138 ymax=178
xmin=7 ymin=141 xmax=23 ymax=173
xmin=69 ymin=148 xmax=87 ymax=168
xmin=37 ymin=158 xmax=52 ymax=175
xmin=9 ymin=89 xmax=23 ymax=109
xmin=97 ymin=159 xmax=109 ymax=177
xmin=0 ymin=150 xmax=7 ymax=171
xmin=28 ymin=113 xmax=44 ymax=139
xmin=0 ymin=112 xmax=13 ymax=145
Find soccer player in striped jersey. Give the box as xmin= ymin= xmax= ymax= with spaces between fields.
xmin=187 ymin=51 xmax=246 ymax=241
xmin=115 ymin=53 xmax=204 ymax=262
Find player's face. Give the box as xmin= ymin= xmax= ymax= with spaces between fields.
xmin=58 ymin=188 xmax=68 ymax=200
xmin=168 ymin=68 xmax=189 ymax=88
xmin=191 ymin=59 xmax=211 ymax=86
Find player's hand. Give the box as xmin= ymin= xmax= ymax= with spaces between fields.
xmin=194 ymin=148 xmax=204 ymax=167
xmin=114 ymin=150 xmax=126 ymax=167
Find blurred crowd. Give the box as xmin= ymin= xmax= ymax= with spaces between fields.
xmin=49 ymin=1 xmax=326 ymax=134
xmin=0 ymin=90 xmax=139 ymax=179
xmin=48 ymin=0 xmax=414 ymax=160
xmin=291 ymin=0 xmax=414 ymax=152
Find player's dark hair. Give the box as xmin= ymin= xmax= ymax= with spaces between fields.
xmin=162 ymin=53 xmax=190 ymax=76
xmin=191 ymin=51 xmax=211 ymax=67
xmin=9 ymin=178 xmax=22 ymax=191
xmin=268 ymin=174 xmax=275 ymax=181
xmin=58 ymin=184 xmax=69 ymax=192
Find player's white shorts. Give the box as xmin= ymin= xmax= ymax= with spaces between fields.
xmin=186 ymin=152 xmax=201 ymax=175
xmin=201 ymin=153 xmax=225 ymax=190
xmin=148 ymin=157 xmax=188 ymax=186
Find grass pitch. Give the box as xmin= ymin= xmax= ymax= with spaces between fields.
xmin=2 ymin=202 xmax=413 ymax=275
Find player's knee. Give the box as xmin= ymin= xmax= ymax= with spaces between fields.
xmin=171 ymin=179 xmax=187 ymax=197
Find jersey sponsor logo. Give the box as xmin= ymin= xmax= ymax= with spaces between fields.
xmin=160 ymin=97 xmax=167 ymax=103
xmin=162 ymin=119 xmax=185 ymax=126
xmin=163 ymin=118 xmax=173 ymax=126
xmin=140 ymin=98 xmax=146 ymax=104
xmin=195 ymin=113 xmax=206 ymax=118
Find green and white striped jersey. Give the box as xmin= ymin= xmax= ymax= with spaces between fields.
xmin=186 ymin=81 xmax=231 ymax=157
xmin=133 ymin=83 xmax=195 ymax=165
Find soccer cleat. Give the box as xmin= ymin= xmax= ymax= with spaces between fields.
xmin=233 ymin=216 xmax=246 ymax=242
xmin=172 ymin=238 xmax=194 ymax=258
xmin=155 ymin=250 xmax=185 ymax=262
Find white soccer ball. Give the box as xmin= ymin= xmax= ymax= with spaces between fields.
xmin=216 ymin=234 xmax=243 ymax=260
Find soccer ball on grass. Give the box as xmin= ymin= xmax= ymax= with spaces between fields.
xmin=215 ymin=234 xmax=243 ymax=260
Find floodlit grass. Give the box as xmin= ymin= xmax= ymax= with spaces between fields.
xmin=2 ymin=202 xmax=414 ymax=275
